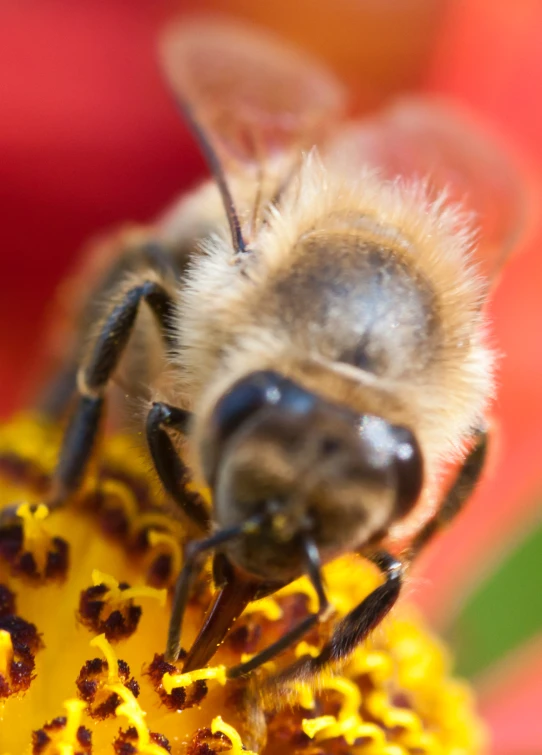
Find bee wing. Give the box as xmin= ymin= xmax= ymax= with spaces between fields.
xmin=160 ymin=17 xmax=347 ymax=167
xmin=326 ymin=98 xmax=527 ymax=285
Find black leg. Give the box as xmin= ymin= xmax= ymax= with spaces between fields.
xmin=38 ymin=233 xmax=182 ymax=420
xmin=50 ymin=279 xmax=177 ymax=503
xmin=271 ymin=550 xmax=403 ymax=684
xmin=227 ymin=536 xmax=331 ymax=679
xmin=404 ymin=430 xmax=488 ymax=564
xmin=165 ymin=517 xmax=264 ymax=663
xmin=53 ymin=395 xmax=104 ymax=497
xmin=146 ymin=402 xmax=209 ymax=531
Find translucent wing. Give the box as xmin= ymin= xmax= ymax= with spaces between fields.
xmin=325 ymin=98 xmax=527 ymax=284
xmin=160 ymin=17 xmax=347 ymax=166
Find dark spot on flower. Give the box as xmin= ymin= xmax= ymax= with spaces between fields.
xmin=129 ymin=525 xmax=178 ymax=589
xmin=0 ymin=523 xmax=23 ymax=563
xmin=187 ymin=728 xmax=233 ymax=755
xmin=0 ymin=614 xmax=42 ymax=654
xmin=18 ymin=550 xmax=38 ymax=576
xmin=0 ymin=454 xmax=50 ymax=493
xmin=77 ymin=726 xmax=93 ymax=749
xmin=113 ymin=725 xmax=171 ymax=754
xmin=147 ymin=552 xmax=173 ymax=588
xmin=145 ymin=652 xmax=208 ymax=711
xmin=45 ymin=536 xmax=69 ymax=579
xmin=0 ymin=583 xmax=16 ymax=616
xmin=130 ymin=526 xmax=151 ymax=553
xmin=77 ymin=677 xmax=98 ymax=701
xmin=391 ymin=691 xmax=413 ymax=709
xmin=99 ymin=503 xmax=130 ymax=540
xmin=78 ymin=582 xmax=142 ymax=641
xmin=150 ymin=732 xmax=172 ymax=753
xmin=270 ymin=714 xmax=311 ymax=748
xmin=0 ymin=611 xmax=42 ymax=698
xmin=94 ymin=691 xmax=123 ymax=720
xmin=47 ymin=716 xmax=66 ymax=730
xmin=100 ymin=467 xmax=154 ymax=508
xmin=280 ymin=594 xmax=313 ymax=624
xmin=0 ymin=523 xmax=69 ymax=581
xmin=31 ymin=728 xmax=50 ymax=754
xmin=145 ymin=652 xmax=183 ymax=685
xmin=76 ymin=656 xmax=140 ymax=719
xmin=125 ymin=678 xmax=140 ymax=697
xmin=226 ymin=619 xmax=262 ymax=655
xmin=32 ymin=717 xmax=92 ymax=754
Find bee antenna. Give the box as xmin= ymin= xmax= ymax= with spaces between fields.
xmin=302 ymin=534 xmax=327 ymax=609
xmin=180 ymin=101 xmax=247 ymax=255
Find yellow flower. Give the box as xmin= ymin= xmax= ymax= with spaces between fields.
xmin=0 ymin=415 xmax=486 ymax=754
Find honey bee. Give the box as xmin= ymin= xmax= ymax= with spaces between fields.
xmin=35 ymin=17 xmax=525 ymax=682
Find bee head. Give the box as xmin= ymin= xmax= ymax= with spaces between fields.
xmin=200 ymin=370 xmax=423 ymax=581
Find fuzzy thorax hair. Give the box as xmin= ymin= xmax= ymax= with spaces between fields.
xmin=164 ymin=150 xmax=494 ymax=483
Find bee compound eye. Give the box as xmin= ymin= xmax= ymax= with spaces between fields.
xmin=204 ymin=371 xmax=319 ymax=488
xmin=211 ymin=371 xmax=317 ymax=451
xmin=390 ymin=425 xmax=424 ymax=518
xmin=211 ymin=370 xmax=283 ymax=448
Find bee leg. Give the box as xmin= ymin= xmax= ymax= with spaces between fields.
xmin=145 ymin=402 xmax=209 ymax=531
xmin=165 ymin=516 xmax=264 ymax=663
xmin=38 ymin=232 xmax=181 ymax=420
xmin=50 ymin=279 xmax=177 ymax=504
xmin=227 ymin=536 xmax=331 ymax=679
xmin=268 ymin=550 xmax=403 ymax=684
xmin=405 ymin=429 xmax=488 ymax=563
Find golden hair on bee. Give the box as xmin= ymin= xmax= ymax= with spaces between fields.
xmin=175 ymin=149 xmax=493 ymax=481
xmin=32 ymin=15 xmax=525 ymax=683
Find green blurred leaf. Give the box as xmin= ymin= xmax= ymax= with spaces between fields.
xmin=448 ymin=514 xmax=542 ymax=678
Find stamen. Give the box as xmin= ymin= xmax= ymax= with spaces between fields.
xmin=302 ymin=676 xmax=387 ymax=747
xmin=211 ymin=716 xmax=256 ymax=755
xmin=90 ymin=633 xmax=120 ymax=684
xmin=325 ymin=677 xmax=362 ymax=720
xmin=302 ymin=713 xmax=386 ymax=748
xmin=162 ymin=664 xmax=227 ymax=695
xmin=296 ymin=682 xmax=315 ymax=711
xmin=366 ymin=689 xmax=421 ymax=733
xmin=147 ymin=531 xmax=182 ymax=578
xmin=301 ymin=716 xmax=336 ymax=739
xmin=0 ymin=629 xmax=13 ymax=677
xmin=347 ymin=649 xmax=393 ymax=683
xmin=294 ymin=641 xmax=320 ymax=659
xmin=134 ymin=513 xmax=184 ymax=539
xmin=17 ymin=502 xmax=51 ymax=574
xmin=100 ymin=480 xmax=138 ymax=521
xmin=61 ymin=699 xmax=86 ymax=750
xmin=91 ymin=570 xmax=167 ymax=607
xmin=111 ymin=684 xmax=167 ymax=754
xmin=242 ymin=596 xmax=283 ymax=621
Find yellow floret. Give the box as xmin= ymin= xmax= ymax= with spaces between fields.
xmin=0 ymin=415 xmax=488 ymax=755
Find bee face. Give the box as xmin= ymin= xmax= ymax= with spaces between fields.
xmin=201 ymin=371 xmax=423 ymax=582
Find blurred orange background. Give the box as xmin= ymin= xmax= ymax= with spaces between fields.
xmin=1 ymin=1 xmax=542 ymax=749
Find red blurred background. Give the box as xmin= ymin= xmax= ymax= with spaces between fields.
xmin=2 ymin=0 xmax=542 ymax=737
